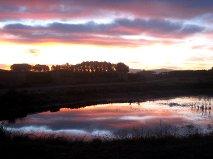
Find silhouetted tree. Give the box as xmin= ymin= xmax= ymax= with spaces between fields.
xmin=75 ymin=61 xmax=116 ymax=73
xmin=115 ymin=63 xmax=129 ymax=73
xmin=51 ymin=61 xmax=129 ymax=74
xmin=32 ymin=64 xmax=50 ymax=72
xmin=10 ymin=64 xmax=32 ymax=72
xmin=51 ymin=63 xmax=73 ymax=72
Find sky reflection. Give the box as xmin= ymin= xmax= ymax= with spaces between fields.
xmin=4 ymin=96 xmax=213 ymax=139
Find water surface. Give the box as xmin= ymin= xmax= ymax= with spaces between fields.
xmin=3 ymin=96 xmax=213 ymax=139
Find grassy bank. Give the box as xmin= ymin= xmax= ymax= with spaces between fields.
xmin=0 ymin=126 xmax=213 ymax=159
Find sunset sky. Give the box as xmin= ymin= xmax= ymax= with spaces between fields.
xmin=0 ymin=0 xmax=212 ymax=70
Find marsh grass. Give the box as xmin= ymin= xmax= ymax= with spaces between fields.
xmin=1 ymin=126 xmax=213 ymax=159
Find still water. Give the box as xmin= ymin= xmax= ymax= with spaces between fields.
xmin=3 ymin=96 xmax=213 ymax=139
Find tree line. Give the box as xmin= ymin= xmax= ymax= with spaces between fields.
xmin=10 ymin=64 xmax=50 ymax=72
xmin=10 ymin=61 xmax=129 ymax=74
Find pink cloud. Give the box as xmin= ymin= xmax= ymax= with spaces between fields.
xmin=0 ymin=18 xmax=204 ymax=46
xmin=0 ymin=0 xmax=212 ymax=21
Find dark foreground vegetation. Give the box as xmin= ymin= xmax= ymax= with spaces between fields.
xmin=0 ymin=126 xmax=213 ymax=159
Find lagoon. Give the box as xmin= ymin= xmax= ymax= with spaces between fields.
xmin=3 ymin=96 xmax=213 ymax=139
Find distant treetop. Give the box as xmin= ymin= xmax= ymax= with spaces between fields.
xmin=10 ymin=64 xmax=32 ymax=72
xmin=32 ymin=64 xmax=50 ymax=72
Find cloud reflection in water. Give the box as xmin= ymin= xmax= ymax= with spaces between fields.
xmin=4 ymin=96 xmax=213 ymax=139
